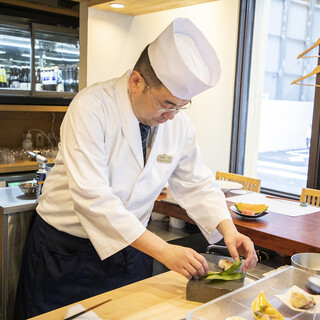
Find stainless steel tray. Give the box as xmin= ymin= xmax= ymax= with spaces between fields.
xmin=187 ymin=266 xmax=320 ymax=320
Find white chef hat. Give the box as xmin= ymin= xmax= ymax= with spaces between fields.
xmin=148 ymin=18 xmax=221 ymax=100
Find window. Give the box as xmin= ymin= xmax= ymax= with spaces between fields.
xmin=0 ymin=17 xmax=79 ymax=98
xmin=232 ymin=0 xmax=320 ymax=197
xmin=34 ymin=25 xmax=79 ymax=94
xmin=0 ymin=22 xmax=31 ymax=91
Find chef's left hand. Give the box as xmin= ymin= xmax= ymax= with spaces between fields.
xmin=217 ymin=219 xmax=258 ymax=271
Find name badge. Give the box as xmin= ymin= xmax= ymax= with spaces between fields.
xmin=157 ymin=154 xmax=173 ymax=163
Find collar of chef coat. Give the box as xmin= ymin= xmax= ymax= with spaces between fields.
xmin=116 ymin=71 xmax=163 ymax=170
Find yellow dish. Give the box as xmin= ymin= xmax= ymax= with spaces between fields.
xmin=252 ymin=291 xmax=284 ymax=320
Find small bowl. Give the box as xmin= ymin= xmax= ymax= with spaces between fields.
xmin=18 ymin=182 xmax=37 ymax=196
xmin=291 ymin=252 xmax=320 ymax=275
xmin=307 ymin=275 xmax=320 ymax=294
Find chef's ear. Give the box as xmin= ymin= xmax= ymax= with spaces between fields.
xmin=128 ymin=71 xmax=144 ymax=93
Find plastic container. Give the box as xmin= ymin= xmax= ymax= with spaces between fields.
xmin=187 ymin=266 xmax=320 ymax=320
xmin=22 ymin=133 xmax=33 ymax=150
xmin=169 ymin=217 xmax=186 ymax=229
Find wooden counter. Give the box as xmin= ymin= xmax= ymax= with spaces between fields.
xmin=0 ymin=161 xmax=42 ymax=174
xmin=153 ymin=193 xmax=320 ymax=256
xmin=0 ymin=160 xmax=55 ymax=174
xmin=29 ymin=271 xmax=201 ymax=320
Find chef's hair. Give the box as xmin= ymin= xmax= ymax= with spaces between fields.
xmin=133 ymin=45 xmax=163 ymax=91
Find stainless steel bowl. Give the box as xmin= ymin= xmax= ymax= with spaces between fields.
xmin=291 ymin=252 xmax=320 ymax=274
xmin=18 ymin=182 xmax=37 ymax=196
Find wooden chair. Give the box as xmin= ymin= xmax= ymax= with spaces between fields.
xmin=215 ymin=171 xmax=261 ymax=192
xmin=300 ymin=188 xmax=320 ymax=206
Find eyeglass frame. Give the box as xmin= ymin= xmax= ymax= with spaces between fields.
xmin=140 ymin=73 xmax=192 ymax=113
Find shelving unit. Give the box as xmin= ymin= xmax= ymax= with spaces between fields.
xmin=0 ymin=105 xmax=67 ymax=112
xmin=0 ymin=104 xmax=66 ymax=173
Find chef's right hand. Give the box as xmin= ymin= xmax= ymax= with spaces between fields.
xmin=159 ymin=244 xmax=209 ymax=279
xmin=131 ymin=230 xmax=208 ymax=279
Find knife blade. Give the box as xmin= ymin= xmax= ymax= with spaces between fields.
xmin=64 ymin=298 xmax=112 ymax=320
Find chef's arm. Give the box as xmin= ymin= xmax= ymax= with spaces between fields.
xmin=216 ymin=219 xmax=258 ymax=271
xmin=131 ymin=229 xmax=209 ymax=279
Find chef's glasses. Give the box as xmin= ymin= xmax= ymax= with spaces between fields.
xmin=141 ymin=74 xmax=192 ymax=113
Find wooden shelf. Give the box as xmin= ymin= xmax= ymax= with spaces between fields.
xmin=0 ymin=160 xmax=54 ymax=174
xmin=0 ymin=0 xmax=79 ymax=17
xmin=0 ymin=105 xmax=68 ymax=112
xmin=90 ymin=0 xmax=217 ymax=16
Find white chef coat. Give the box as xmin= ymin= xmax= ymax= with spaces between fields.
xmin=37 ymin=71 xmax=231 ymax=260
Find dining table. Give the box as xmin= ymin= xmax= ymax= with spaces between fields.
xmin=153 ymin=190 xmax=320 ymax=256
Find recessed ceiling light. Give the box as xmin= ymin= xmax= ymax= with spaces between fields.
xmin=109 ymin=3 xmax=125 ymax=9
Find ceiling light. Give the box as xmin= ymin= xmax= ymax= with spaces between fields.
xmin=109 ymin=3 xmax=125 ymax=9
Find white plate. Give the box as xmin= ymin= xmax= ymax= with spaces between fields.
xmin=229 ymin=189 xmax=247 ymax=195
xmin=275 ymin=285 xmax=320 ymax=313
xmin=216 ymin=180 xmax=243 ymax=193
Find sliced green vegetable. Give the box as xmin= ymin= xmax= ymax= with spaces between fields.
xmin=205 ymin=272 xmax=245 ymax=281
xmin=204 ymin=259 xmax=245 ymax=282
xmin=220 ymin=259 xmax=242 ymax=275
xmin=205 ymin=271 xmax=222 ymax=276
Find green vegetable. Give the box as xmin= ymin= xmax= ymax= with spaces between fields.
xmin=221 ymin=259 xmax=242 ymax=275
xmin=259 ymin=304 xmax=268 ymax=312
xmin=205 ymin=272 xmax=245 ymax=281
xmin=205 ymin=259 xmax=245 ymax=282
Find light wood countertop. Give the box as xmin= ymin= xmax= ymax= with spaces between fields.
xmin=0 ymin=160 xmax=55 ymax=174
xmin=28 ymin=271 xmax=201 ymax=320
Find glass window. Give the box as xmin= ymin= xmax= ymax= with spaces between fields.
xmin=244 ymin=0 xmax=319 ymax=196
xmin=0 ymin=23 xmax=31 ymax=91
xmin=34 ymin=27 xmax=79 ymax=93
xmin=0 ymin=18 xmax=79 ymax=98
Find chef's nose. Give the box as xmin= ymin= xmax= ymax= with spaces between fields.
xmin=162 ymin=110 xmax=176 ymax=120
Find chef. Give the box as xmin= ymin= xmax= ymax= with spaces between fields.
xmin=14 ymin=18 xmax=258 ymax=319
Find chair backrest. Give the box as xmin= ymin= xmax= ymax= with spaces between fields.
xmin=300 ymin=188 xmax=320 ymax=206
xmin=215 ymin=171 xmax=261 ymax=192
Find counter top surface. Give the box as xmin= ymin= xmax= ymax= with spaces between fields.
xmin=0 ymin=160 xmax=55 ymax=173
xmin=0 ymin=186 xmax=37 ymax=214
xmin=29 ymin=271 xmax=201 ymax=320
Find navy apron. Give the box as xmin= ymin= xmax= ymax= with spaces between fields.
xmin=14 ymin=215 xmax=153 ymax=320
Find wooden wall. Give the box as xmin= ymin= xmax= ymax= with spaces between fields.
xmin=0 ymin=111 xmax=65 ymax=149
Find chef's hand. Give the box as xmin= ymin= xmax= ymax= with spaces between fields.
xmin=131 ymin=230 xmax=208 ymax=279
xmin=217 ymin=219 xmax=258 ymax=271
xmin=159 ymin=244 xmax=209 ymax=279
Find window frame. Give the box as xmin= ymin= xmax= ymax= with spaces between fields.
xmin=230 ymin=0 xmax=255 ymax=174
xmin=231 ymin=0 xmax=320 ymax=196
xmin=308 ymin=55 xmax=320 ymax=189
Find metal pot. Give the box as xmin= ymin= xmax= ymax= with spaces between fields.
xmin=291 ymin=252 xmax=320 ymax=274
xmin=18 ymin=182 xmax=37 ymax=196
